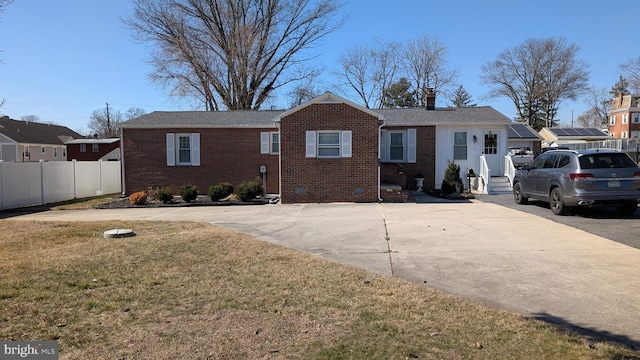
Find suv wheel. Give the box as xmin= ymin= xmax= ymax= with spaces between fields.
xmin=513 ymin=182 xmax=528 ymax=204
xmin=550 ymin=188 xmax=569 ymax=215
xmin=616 ymin=202 xmax=638 ymax=216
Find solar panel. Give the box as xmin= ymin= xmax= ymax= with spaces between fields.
xmin=550 ymin=128 xmax=608 ymax=137
xmin=508 ymin=123 xmax=538 ymax=139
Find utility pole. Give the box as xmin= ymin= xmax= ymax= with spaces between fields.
xmin=106 ymin=102 xmax=111 ymax=137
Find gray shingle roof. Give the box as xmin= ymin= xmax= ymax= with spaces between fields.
xmin=119 ymin=106 xmax=510 ymax=129
xmin=119 ymin=110 xmax=285 ymax=128
xmin=377 ymin=106 xmax=511 ymax=126
xmin=0 ymin=117 xmax=82 ymax=144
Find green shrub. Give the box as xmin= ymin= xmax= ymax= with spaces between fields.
xmin=179 ymin=184 xmax=198 ymax=203
xmin=236 ymin=179 xmax=263 ymax=202
xmin=441 ymin=160 xmax=464 ymax=195
xmin=157 ymin=187 xmax=173 ymax=204
xmin=208 ymin=182 xmax=234 ymax=201
xmin=128 ymin=191 xmax=147 ymax=205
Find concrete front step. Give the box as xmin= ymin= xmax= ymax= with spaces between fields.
xmin=489 ymin=177 xmax=512 ymax=194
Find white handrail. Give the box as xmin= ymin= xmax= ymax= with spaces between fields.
xmin=504 ymin=156 xmax=516 ymax=186
xmin=479 ymin=155 xmax=491 ymax=194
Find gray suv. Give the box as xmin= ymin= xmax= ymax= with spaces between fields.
xmin=512 ymin=149 xmax=640 ymax=215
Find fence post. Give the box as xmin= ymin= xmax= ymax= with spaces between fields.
xmin=39 ymin=159 xmax=45 ymax=206
xmin=98 ymin=160 xmax=104 ymax=196
xmin=72 ymin=159 xmax=77 ymax=199
xmin=0 ymin=160 xmax=3 ymax=210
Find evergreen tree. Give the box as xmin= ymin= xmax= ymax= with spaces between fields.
xmin=449 ymin=85 xmax=476 ymax=107
xmin=382 ymin=78 xmax=416 ymax=108
xmin=610 ymin=75 xmax=630 ymax=96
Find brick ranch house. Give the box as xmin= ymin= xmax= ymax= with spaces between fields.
xmin=119 ymin=92 xmax=511 ymax=204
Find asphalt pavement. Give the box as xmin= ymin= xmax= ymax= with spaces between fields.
xmin=6 ymin=195 xmax=640 ymax=349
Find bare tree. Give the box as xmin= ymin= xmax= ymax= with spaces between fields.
xmin=619 ymin=56 xmax=640 ymax=94
xmin=337 ymin=40 xmax=402 ymax=109
xmin=20 ymin=115 xmax=41 ymax=123
xmin=337 ymin=44 xmax=377 ymax=108
xmin=125 ymin=107 xmax=146 ymax=120
xmin=576 ymin=112 xmax=602 ymax=128
xmin=124 ymin=0 xmax=344 ymax=111
xmin=581 ymin=86 xmax=610 ymax=128
xmin=404 ymin=34 xmax=458 ymax=107
xmin=286 ymin=66 xmax=323 ymax=107
xmin=89 ymin=107 xmax=124 ymax=138
xmin=0 ymin=0 xmax=14 ymax=109
xmin=481 ymin=37 xmax=590 ymax=130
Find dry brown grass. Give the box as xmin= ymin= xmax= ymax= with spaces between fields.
xmin=0 ymin=220 xmax=638 ymax=360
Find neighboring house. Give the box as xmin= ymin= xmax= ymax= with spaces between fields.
xmin=0 ymin=116 xmax=82 ymax=162
xmin=119 ymin=91 xmax=511 ymax=203
xmin=66 ymin=138 xmax=120 ymax=161
xmin=508 ymin=123 xmax=543 ymax=153
xmin=538 ymin=127 xmax=610 ymax=147
xmin=608 ymin=93 xmax=640 ymax=139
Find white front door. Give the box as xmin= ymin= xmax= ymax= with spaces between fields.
xmin=483 ymin=131 xmax=501 ymax=175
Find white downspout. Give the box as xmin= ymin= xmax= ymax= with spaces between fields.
xmin=378 ymin=121 xmax=385 ymax=202
xmin=275 ymin=121 xmax=281 ymax=200
xmin=119 ymin=129 xmax=126 ymax=196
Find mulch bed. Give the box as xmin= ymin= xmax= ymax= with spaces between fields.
xmin=93 ymin=196 xmax=272 ymax=209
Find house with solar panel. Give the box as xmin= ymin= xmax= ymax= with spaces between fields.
xmin=538 ymin=127 xmax=610 ymax=148
xmin=119 ymin=91 xmax=515 ymax=202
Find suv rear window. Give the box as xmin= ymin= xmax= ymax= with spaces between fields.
xmin=579 ymin=154 xmax=637 ymax=169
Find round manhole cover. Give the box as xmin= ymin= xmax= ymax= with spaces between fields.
xmin=103 ymin=229 xmax=135 ymax=239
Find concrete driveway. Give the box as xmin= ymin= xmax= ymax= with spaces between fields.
xmin=9 ymin=199 xmax=640 ymax=347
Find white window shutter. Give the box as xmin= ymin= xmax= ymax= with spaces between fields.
xmin=341 ymin=131 xmax=352 ymax=157
xmin=306 ymin=131 xmax=316 ymax=157
xmin=191 ymin=133 xmax=200 ymax=166
xmin=260 ymin=132 xmax=270 ymax=154
xmin=380 ymin=129 xmax=387 ymax=162
xmin=166 ymin=133 xmax=175 ymax=166
xmin=407 ymin=128 xmax=417 ymax=163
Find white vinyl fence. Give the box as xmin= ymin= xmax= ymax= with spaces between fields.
xmin=0 ymin=160 xmax=121 ymax=210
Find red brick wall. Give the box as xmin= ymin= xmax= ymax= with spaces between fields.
xmin=380 ymin=126 xmax=436 ymax=191
xmin=122 ymin=127 xmax=279 ymax=196
xmin=279 ymin=103 xmax=383 ymax=203
xmin=67 ymin=141 xmax=120 ymax=161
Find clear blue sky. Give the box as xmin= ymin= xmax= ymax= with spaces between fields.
xmin=0 ymin=0 xmax=634 ymax=134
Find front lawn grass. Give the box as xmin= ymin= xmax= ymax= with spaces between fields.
xmin=0 ymin=221 xmax=637 ymax=359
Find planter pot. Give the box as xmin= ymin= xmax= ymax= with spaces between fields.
xmin=415 ymin=178 xmax=425 ymax=192
xmin=470 ymin=177 xmax=478 ymax=190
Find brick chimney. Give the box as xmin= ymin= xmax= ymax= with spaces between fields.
xmin=425 ymin=88 xmax=435 ymax=110
xmin=618 ymin=92 xmax=624 ymax=107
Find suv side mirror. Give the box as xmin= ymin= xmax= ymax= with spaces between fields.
xmin=521 ymin=164 xmax=530 ymax=171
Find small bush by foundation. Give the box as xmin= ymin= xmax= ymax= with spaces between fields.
xmin=128 ymin=191 xmax=147 ymax=205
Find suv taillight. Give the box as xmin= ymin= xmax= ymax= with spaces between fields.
xmin=633 ymin=171 xmax=640 ymax=177
xmin=570 ymin=173 xmax=594 ymax=180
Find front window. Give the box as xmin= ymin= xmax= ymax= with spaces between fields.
xmin=80 ymin=144 xmax=86 ymax=152
xmin=41 ymin=146 xmax=46 ymax=154
xmin=92 ymin=144 xmax=99 ymax=152
xmin=623 ymin=114 xmax=628 ymax=124
xmin=633 ymin=113 xmax=640 ymax=123
xmin=389 ymin=131 xmax=405 ymax=161
xmin=484 ymin=133 xmax=497 ymax=155
xmin=317 ymin=131 xmax=340 ymax=158
xmin=271 ymin=132 xmax=280 ymax=154
xmin=53 ymin=148 xmax=58 ymax=158
xmin=178 ymin=135 xmax=191 ymax=163
xmin=453 ymin=132 xmax=467 ymax=160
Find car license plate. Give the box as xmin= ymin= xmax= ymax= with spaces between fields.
xmin=608 ymin=180 xmax=621 ymax=188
